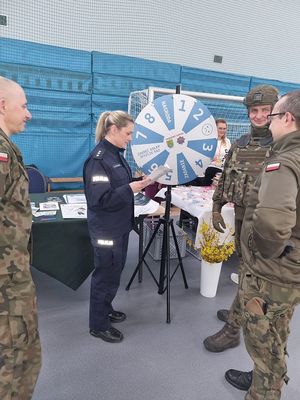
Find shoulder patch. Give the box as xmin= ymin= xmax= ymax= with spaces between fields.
xmin=93 ymin=148 xmax=105 ymax=160
xmin=0 ymin=152 xmax=8 ymax=162
xmin=265 ymin=162 xmax=281 ymax=172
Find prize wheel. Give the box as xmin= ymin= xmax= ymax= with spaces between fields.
xmin=131 ymin=94 xmax=218 ymax=185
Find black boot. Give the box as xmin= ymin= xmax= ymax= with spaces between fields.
xmin=217 ymin=309 xmax=229 ymax=322
xmin=225 ymin=369 xmax=253 ymax=391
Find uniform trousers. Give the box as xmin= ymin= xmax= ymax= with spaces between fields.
xmin=0 ymin=270 xmax=41 ymax=400
xmin=226 ymin=215 xmax=244 ymax=330
xmin=239 ymin=271 xmax=300 ymax=400
xmin=89 ymin=232 xmax=130 ymax=332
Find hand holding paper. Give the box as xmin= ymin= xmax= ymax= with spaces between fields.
xmin=129 ymin=176 xmax=152 ymax=193
xmin=148 ymin=165 xmax=172 ymax=182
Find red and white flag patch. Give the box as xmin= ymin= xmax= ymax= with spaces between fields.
xmin=265 ymin=162 xmax=281 ymax=172
xmin=0 ymin=152 xmax=8 ymax=162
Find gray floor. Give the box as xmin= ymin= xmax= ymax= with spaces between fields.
xmin=31 ymin=231 xmax=300 ymax=400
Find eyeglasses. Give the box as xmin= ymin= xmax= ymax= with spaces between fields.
xmin=267 ymin=112 xmax=286 ymax=120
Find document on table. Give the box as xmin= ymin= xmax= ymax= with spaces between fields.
xmin=39 ymin=202 xmax=60 ymax=211
xmin=32 ymin=210 xmax=57 ymax=217
xmin=60 ymin=203 xmax=87 ymax=219
xmin=63 ymin=194 xmax=86 ymax=204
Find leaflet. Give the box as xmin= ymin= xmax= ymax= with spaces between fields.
xmin=60 ymin=203 xmax=87 ymax=219
xmin=63 ymin=194 xmax=86 ymax=204
xmin=32 ymin=210 xmax=57 ymax=217
xmin=39 ymin=202 xmax=60 ymax=211
xmin=148 ymin=165 xmax=172 ymax=182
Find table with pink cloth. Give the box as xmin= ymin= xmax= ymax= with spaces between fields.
xmin=156 ymin=186 xmax=235 ymax=249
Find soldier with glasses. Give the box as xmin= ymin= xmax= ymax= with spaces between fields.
xmin=203 ymin=85 xmax=279 ymax=391
xmin=230 ymin=90 xmax=300 ymax=398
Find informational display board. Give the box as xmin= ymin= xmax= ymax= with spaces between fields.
xmin=131 ymin=94 xmax=218 ymax=185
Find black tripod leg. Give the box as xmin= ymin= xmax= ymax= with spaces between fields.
xmin=137 ymin=219 xmax=143 ymax=282
xmin=158 ymin=218 xmax=167 ymax=294
xmin=170 ymin=221 xmax=188 ymax=289
xmin=157 ymin=218 xmax=171 ymax=322
xmin=126 ymin=220 xmax=162 ymax=290
xmin=166 ymin=221 xmax=171 ymax=323
xmin=157 ymin=218 xmax=171 ymax=323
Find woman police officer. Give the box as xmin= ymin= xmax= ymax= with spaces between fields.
xmin=83 ymin=110 xmax=151 ymax=343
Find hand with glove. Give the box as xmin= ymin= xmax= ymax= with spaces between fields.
xmin=212 ymin=202 xmax=226 ymax=233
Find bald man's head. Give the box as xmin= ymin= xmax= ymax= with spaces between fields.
xmin=0 ymin=77 xmax=23 ymax=101
xmin=0 ymin=77 xmax=31 ymax=136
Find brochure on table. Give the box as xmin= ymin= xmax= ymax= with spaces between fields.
xmin=60 ymin=203 xmax=87 ymax=219
xmin=31 ymin=192 xmax=159 ymax=219
xmin=63 ymin=194 xmax=86 ymax=204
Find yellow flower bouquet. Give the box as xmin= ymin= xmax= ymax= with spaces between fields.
xmin=195 ymin=220 xmax=235 ymax=263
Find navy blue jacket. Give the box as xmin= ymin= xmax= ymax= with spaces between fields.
xmin=83 ymin=139 xmax=134 ymax=242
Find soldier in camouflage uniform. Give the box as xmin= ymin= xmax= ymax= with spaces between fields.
xmin=233 ymin=89 xmax=300 ymax=399
xmin=203 ymin=86 xmax=279 ymax=363
xmin=0 ymin=77 xmax=41 ymax=399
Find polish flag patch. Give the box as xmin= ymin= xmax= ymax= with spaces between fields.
xmin=265 ymin=162 xmax=281 ymax=172
xmin=0 ymin=152 xmax=8 ymax=162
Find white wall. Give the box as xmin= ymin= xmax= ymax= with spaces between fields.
xmin=1 ymin=0 xmax=300 ymax=83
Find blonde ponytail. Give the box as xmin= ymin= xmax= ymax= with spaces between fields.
xmin=95 ymin=111 xmax=110 ymax=143
xmin=95 ymin=110 xmax=134 ymax=143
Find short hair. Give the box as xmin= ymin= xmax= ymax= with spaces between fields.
xmin=215 ymin=118 xmax=227 ymax=126
xmin=0 ymin=76 xmax=21 ymax=100
xmin=277 ymin=90 xmax=300 ymax=129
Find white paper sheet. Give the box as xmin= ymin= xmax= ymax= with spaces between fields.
xmin=148 ymin=165 xmax=172 ymax=182
xmin=63 ymin=194 xmax=86 ymax=204
xmin=32 ymin=210 xmax=57 ymax=217
xmin=39 ymin=202 xmax=60 ymax=211
xmin=60 ymin=203 xmax=87 ymax=219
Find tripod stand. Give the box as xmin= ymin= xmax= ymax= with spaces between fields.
xmin=126 ymin=185 xmax=188 ymax=323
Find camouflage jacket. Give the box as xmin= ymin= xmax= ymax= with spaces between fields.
xmin=212 ymin=126 xmax=273 ymax=219
xmin=241 ymin=129 xmax=300 ymax=287
xmin=0 ymin=128 xmax=32 ymax=275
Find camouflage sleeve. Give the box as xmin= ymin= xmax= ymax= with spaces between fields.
xmin=212 ymin=143 xmax=236 ymax=210
xmin=252 ymin=161 xmax=298 ymax=259
xmin=0 ymin=149 xmax=10 ymax=198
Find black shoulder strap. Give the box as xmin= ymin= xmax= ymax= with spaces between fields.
xmin=83 ymin=146 xmax=106 ymax=184
xmin=93 ymin=147 xmax=106 ymax=160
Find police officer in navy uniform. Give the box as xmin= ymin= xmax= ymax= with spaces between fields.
xmin=83 ymin=110 xmax=151 ymax=343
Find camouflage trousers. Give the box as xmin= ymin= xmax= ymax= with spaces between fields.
xmin=226 ymin=215 xmax=243 ymax=330
xmin=0 ymin=270 xmax=41 ymax=400
xmin=239 ymin=270 xmax=300 ymax=400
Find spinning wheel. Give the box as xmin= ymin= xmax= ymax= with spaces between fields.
xmin=131 ymin=94 xmax=218 ymax=185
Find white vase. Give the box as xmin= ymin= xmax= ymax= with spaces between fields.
xmin=200 ymin=260 xmax=222 ymax=298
